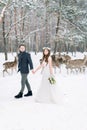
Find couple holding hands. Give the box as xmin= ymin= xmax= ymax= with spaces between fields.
xmin=15 ymin=44 xmax=58 ymax=104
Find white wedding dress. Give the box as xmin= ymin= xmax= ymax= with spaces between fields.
xmin=34 ymin=61 xmax=62 ymax=104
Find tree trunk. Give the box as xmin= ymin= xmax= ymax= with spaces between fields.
xmin=14 ymin=7 xmax=19 ymax=52
xmin=20 ymin=7 xmax=25 ymax=42
xmin=2 ymin=15 xmax=8 ymax=60
xmin=45 ymin=0 xmax=50 ymax=45
xmin=54 ymin=12 xmax=60 ymax=53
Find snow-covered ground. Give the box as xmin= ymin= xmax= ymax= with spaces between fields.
xmin=0 ymin=52 xmax=87 ymax=130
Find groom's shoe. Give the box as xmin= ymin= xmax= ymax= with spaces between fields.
xmin=24 ymin=91 xmax=33 ymax=97
xmin=14 ymin=92 xmax=23 ymax=99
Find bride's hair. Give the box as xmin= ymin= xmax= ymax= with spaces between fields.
xmin=42 ymin=49 xmax=50 ymax=63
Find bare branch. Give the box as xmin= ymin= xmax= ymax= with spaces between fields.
xmin=0 ymin=0 xmax=7 ymax=5
xmin=64 ymin=18 xmax=87 ymax=35
xmin=0 ymin=0 xmax=10 ymax=23
xmin=5 ymin=14 xmax=28 ymax=38
xmin=22 ymin=27 xmax=45 ymax=41
xmin=0 ymin=6 xmax=7 ymax=22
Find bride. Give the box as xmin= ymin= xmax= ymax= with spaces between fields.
xmin=33 ymin=47 xmax=61 ymax=103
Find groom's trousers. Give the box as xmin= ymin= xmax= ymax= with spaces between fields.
xmin=20 ymin=73 xmax=31 ymax=93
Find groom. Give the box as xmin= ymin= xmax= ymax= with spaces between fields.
xmin=14 ymin=44 xmax=34 ymax=99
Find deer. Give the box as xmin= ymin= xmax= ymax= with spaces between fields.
xmin=3 ymin=56 xmax=17 ymax=76
xmin=61 ymin=54 xmax=71 ymax=63
xmin=39 ymin=54 xmax=63 ymax=73
xmin=66 ymin=55 xmax=87 ymax=74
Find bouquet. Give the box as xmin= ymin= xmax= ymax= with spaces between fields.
xmin=48 ymin=76 xmax=56 ymax=85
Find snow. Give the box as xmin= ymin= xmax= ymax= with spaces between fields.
xmin=0 ymin=52 xmax=87 ymax=130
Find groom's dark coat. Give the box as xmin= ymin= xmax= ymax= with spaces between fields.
xmin=18 ymin=51 xmax=33 ymax=74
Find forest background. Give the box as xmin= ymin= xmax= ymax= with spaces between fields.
xmin=0 ymin=0 xmax=87 ymax=60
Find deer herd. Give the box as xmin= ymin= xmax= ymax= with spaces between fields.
xmin=40 ymin=53 xmax=87 ymax=74
xmin=2 ymin=53 xmax=87 ymax=77
xmin=51 ymin=53 xmax=87 ymax=74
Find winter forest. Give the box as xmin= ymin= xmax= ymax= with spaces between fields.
xmin=0 ymin=0 xmax=87 ymax=59
xmin=0 ymin=0 xmax=87 ymax=130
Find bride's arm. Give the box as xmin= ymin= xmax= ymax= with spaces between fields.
xmin=33 ymin=63 xmax=43 ymax=73
xmin=48 ymin=56 xmax=53 ymax=75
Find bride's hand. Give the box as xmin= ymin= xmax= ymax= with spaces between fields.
xmin=50 ymin=74 xmax=54 ymax=78
xmin=32 ymin=70 xmax=35 ymax=74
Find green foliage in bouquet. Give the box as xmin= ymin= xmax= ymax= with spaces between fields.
xmin=48 ymin=76 xmax=56 ymax=85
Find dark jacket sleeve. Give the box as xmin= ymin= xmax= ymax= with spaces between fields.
xmin=27 ymin=53 xmax=33 ymax=70
xmin=18 ymin=53 xmax=21 ymax=72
